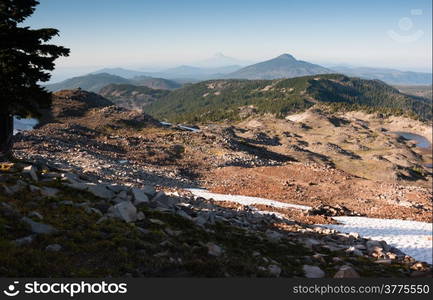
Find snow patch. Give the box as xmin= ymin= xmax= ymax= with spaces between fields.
xmin=323 ymin=217 xmax=433 ymax=264
xmin=187 ymin=188 xmax=311 ymax=210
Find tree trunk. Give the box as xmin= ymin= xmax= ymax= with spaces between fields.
xmin=0 ymin=113 xmax=13 ymax=161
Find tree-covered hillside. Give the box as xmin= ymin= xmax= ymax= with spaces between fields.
xmin=145 ymin=74 xmax=432 ymax=123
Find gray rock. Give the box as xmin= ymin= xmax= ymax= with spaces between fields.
xmin=136 ymin=211 xmax=145 ymax=221
xmin=151 ymin=191 xmax=167 ymax=202
xmin=29 ymin=185 xmax=41 ymax=193
xmin=334 ymin=265 xmax=360 ymax=278
xmin=194 ymin=215 xmax=208 ymax=227
xmin=86 ymin=183 xmax=114 ymax=199
xmin=8 ymin=180 xmax=27 ymax=194
xmin=155 ymin=195 xmax=178 ymax=209
xmin=112 ymin=190 xmax=128 ymax=204
xmin=142 ymin=185 xmax=157 ymax=198
xmin=268 ymin=264 xmax=282 ymax=277
xmin=207 ymin=243 xmax=223 ymax=257
xmin=84 ymin=207 xmax=103 ymax=216
xmin=366 ymin=240 xmax=383 ymax=254
xmin=303 ymin=265 xmax=325 ymax=278
xmin=107 ymin=184 xmax=126 ymax=193
xmin=61 ymin=172 xmax=81 ymax=184
xmin=65 ymin=181 xmax=87 ymax=191
xmin=265 ymin=229 xmax=283 ymax=241
xmin=22 ymin=217 xmax=57 ymax=234
xmin=108 ymin=201 xmax=137 ymax=223
xmin=346 ymin=246 xmax=363 ymax=256
xmin=131 ymin=188 xmax=149 ymax=206
xmin=45 ymin=244 xmax=62 ymax=252
xmin=302 ymin=238 xmax=321 ymax=249
xmin=41 ymin=187 xmax=60 ymax=197
xmin=13 ymin=235 xmax=35 ymax=246
xmin=1 ymin=184 xmax=14 ymax=196
xmin=176 ymin=209 xmax=192 ymax=220
xmin=23 ymin=165 xmax=38 ymax=181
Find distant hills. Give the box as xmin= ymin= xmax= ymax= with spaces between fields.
xmin=395 ymin=85 xmax=432 ymax=100
xmin=145 ymin=74 xmax=432 ymax=123
xmin=45 ymin=73 xmax=130 ymax=93
xmin=99 ymin=84 xmax=170 ymax=110
xmin=45 ymin=73 xmax=181 ymax=93
xmin=90 ymin=68 xmax=147 ymax=79
xmin=226 ymin=54 xmax=333 ymax=80
xmin=331 ymin=66 xmax=432 ymax=85
xmin=50 ymin=54 xmax=432 ymax=87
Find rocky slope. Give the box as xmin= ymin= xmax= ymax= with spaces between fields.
xmin=3 ymin=90 xmax=432 ymax=277
xmin=2 ymin=161 xmax=429 ymax=277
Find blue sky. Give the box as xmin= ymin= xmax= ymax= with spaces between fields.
xmin=25 ymin=0 xmax=432 ymax=74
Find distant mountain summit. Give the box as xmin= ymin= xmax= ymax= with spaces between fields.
xmin=227 ymin=54 xmax=332 ymax=79
xmin=194 ymin=52 xmax=250 ymax=68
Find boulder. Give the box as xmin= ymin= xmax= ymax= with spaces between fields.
xmin=108 ymin=201 xmax=137 ymax=223
xmin=86 ymin=183 xmax=114 ymax=199
xmin=22 ymin=217 xmax=57 ymax=234
xmin=142 ymin=185 xmax=157 ymax=198
xmin=131 ymin=188 xmax=149 ymax=206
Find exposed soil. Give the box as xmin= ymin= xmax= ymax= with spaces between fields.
xmin=203 ymin=164 xmax=432 ymax=222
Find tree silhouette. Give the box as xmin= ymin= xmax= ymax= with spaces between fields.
xmin=0 ymin=0 xmax=70 ymax=160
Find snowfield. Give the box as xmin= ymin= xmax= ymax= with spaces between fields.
xmin=188 ymin=189 xmax=432 ymax=264
xmin=187 ymin=189 xmax=311 ymax=210
xmin=323 ymin=216 xmax=432 ymax=264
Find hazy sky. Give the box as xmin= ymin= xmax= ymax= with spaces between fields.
xmin=25 ymin=0 xmax=432 ymax=73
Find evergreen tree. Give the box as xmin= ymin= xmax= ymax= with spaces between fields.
xmin=0 ymin=0 xmax=69 ymax=160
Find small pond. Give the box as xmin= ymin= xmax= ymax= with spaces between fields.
xmin=13 ymin=117 xmax=38 ymax=135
